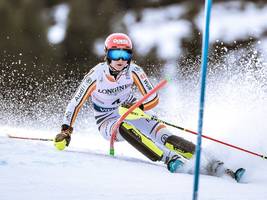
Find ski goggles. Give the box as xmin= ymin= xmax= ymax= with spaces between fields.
xmin=107 ymin=49 xmax=132 ymax=61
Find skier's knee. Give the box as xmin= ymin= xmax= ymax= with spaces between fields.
xmin=119 ymin=122 xmax=163 ymax=162
xmin=164 ymin=135 xmax=195 ymax=159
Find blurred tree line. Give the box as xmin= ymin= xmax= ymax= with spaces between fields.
xmin=1 ymin=0 xmax=266 ymax=88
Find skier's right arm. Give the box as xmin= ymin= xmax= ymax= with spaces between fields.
xmin=54 ymin=69 xmax=97 ymax=150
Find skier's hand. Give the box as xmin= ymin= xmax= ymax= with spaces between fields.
xmin=121 ymin=96 xmax=143 ymax=110
xmin=121 ymin=101 xmax=144 ymax=110
xmin=54 ymin=124 xmax=73 ymax=151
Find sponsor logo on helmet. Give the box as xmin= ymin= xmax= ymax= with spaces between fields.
xmin=113 ymin=39 xmax=129 ymax=45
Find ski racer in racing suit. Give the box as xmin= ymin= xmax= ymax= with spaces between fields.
xmin=54 ymin=33 xmax=225 ymax=174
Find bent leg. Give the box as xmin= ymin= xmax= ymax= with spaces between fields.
xmin=119 ymin=122 xmax=164 ymax=161
xmin=164 ymin=135 xmax=195 ymax=159
xmin=151 ymin=126 xmax=195 ymax=160
xmin=98 ymin=117 xmax=125 ymax=141
xmin=119 ymin=122 xmax=188 ymax=167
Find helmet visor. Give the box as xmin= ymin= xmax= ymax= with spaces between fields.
xmin=107 ymin=49 xmax=132 ymax=61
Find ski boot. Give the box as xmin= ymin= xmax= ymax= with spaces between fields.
xmin=235 ymin=168 xmax=246 ymax=182
xmin=167 ymin=155 xmax=184 ymax=173
xmin=226 ymin=168 xmax=246 ymax=183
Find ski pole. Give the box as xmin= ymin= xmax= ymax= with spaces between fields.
xmin=155 ymin=118 xmax=267 ymax=159
xmin=7 ymin=134 xmax=53 ymax=141
xmin=119 ymin=107 xmax=267 ymax=160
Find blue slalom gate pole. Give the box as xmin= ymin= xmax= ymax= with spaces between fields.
xmin=192 ymin=0 xmax=212 ymax=200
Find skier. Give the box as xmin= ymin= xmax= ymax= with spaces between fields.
xmin=54 ymin=33 xmax=244 ymax=180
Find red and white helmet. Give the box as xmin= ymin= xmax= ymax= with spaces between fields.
xmin=104 ymin=33 xmax=132 ymax=51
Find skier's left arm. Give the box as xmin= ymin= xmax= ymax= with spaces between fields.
xmin=54 ymin=69 xmax=97 ymax=150
xmin=131 ymin=66 xmax=159 ymax=111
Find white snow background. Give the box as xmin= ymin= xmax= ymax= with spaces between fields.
xmin=1 ymin=2 xmax=267 ymax=200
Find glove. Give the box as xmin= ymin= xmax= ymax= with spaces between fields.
xmin=121 ymin=101 xmax=144 ymax=110
xmin=54 ymin=124 xmax=73 ymax=151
